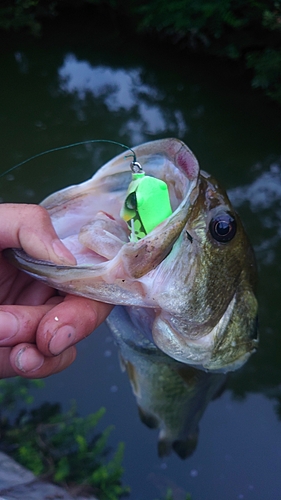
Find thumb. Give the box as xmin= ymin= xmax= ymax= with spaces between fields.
xmin=0 ymin=203 xmax=76 ymax=265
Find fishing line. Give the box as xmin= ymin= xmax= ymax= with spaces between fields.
xmin=0 ymin=139 xmax=137 ymax=179
xmin=1 ymin=137 xmax=172 ymax=242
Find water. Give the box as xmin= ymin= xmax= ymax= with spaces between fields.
xmin=1 ymin=18 xmax=281 ymax=500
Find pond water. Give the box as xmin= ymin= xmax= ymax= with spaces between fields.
xmin=1 ymin=17 xmax=281 ymax=500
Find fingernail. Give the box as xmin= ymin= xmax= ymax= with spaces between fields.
xmin=49 ymin=325 xmax=76 ymax=355
xmin=52 ymin=239 xmax=76 ymax=265
xmin=16 ymin=347 xmax=44 ymax=372
xmin=0 ymin=312 xmax=19 ymax=341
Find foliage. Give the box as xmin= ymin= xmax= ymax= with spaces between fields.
xmin=130 ymin=0 xmax=281 ymax=103
xmin=0 ymin=0 xmax=114 ymax=35
xmin=246 ymin=48 xmax=281 ymax=102
xmin=0 ymin=378 xmax=129 ymax=500
xmin=0 ymin=377 xmax=43 ymax=408
xmin=1 ymin=0 xmax=281 ymax=104
xmin=156 ymin=489 xmax=192 ymax=500
xmin=0 ymin=0 xmax=57 ymax=35
xmin=0 ymin=381 xmax=193 ymax=499
xmin=133 ymin=0 xmax=247 ymax=39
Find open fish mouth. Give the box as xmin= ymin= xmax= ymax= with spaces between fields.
xmin=9 ymin=138 xmax=200 ymax=305
xmin=7 ymin=138 xmax=258 ymax=372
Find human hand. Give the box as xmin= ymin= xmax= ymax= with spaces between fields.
xmin=0 ymin=204 xmax=112 ymax=378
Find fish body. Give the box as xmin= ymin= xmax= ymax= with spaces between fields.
xmin=108 ymin=306 xmax=226 ymax=458
xmin=7 ymin=138 xmax=258 ymax=372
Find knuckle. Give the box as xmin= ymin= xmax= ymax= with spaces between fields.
xmin=28 ymin=205 xmax=50 ymax=224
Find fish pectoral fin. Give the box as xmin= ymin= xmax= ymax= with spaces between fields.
xmin=124 ymin=360 xmax=141 ymax=397
xmin=118 ymin=352 xmax=127 ymax=373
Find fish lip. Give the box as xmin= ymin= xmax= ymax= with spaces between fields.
xmin=4 ymin=248 xmax=78 ymax=270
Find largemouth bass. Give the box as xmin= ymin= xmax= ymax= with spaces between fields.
xmin=7 ymin=138 xmax=258 ymax=372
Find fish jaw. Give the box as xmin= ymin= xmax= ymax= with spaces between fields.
xmin=6 ymin=202 xmax=195 ymax=306
xmin=7 ymin=138 xmax=200 ymax=306
xmin=152 ymin=295 xmax=258 ymax=373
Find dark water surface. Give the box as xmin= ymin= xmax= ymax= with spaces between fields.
xmin=1 ymin=19 xmax=281 ymax=500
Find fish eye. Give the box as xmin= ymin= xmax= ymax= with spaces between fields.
xmin=125 ymin=191 xmax=137 ymax=210
xmin=209 ymin=213 xmax=237 ymax=243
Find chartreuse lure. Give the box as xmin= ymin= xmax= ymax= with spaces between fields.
xmin=120 ymin=161 xmax=172 ymax=242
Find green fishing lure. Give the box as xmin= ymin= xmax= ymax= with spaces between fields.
xmin=120 ymin=163 xmax=172 ymax=242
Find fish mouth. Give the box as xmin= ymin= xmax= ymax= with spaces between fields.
xmin=7 ymin=138 xmax=200 ymax=304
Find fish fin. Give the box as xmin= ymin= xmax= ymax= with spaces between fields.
xmin=118 ymin=352 xmax=126 ymax=373
xmin=211 ymin=378 xmax=227 ymax=401
xmin=158 ymin=430 xmax=199 ymax=459
xmin=158 ymin=438 xmax=172 ymax=458
xmin=138 ymin=406 xmax=159 ymax=429
xmin=172 ymin=432 xmax=199 ymax=459
xmin=125 ymin=360 xmax=140 ymax=397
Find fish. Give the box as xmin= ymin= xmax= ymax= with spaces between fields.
xmin=108 ymin=306 xmax=226 ymax=458
xmin=6 ymin=138 xmax=258 ymax=372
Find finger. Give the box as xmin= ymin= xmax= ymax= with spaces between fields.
xmin=13 ymin=279 xmax=57 ymax=306
xmin=0 ymin=303 xmax=59 ymax=346
xmin=9 ymin=343 xmax=77 ymax=378
xmin=37 ymin=295 xmax=113 ymax=356
xmin=0 ymin=347 xmax=15 ymax=378
xmin=2 ymin=274 xmax=56 ymax=306
xmin=0 ymin=204 xmax=76 ymax=265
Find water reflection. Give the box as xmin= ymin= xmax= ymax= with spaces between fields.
xmin=58 ymin=53 xmax=187 ymax=143
xmin=226 ymin=158 xmax=281 ymax=420
xmin=108 ymin=307 xmax=226 ymax=459
xmin=228 ymin=160 xmax=281 ymax=265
